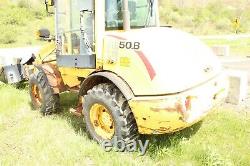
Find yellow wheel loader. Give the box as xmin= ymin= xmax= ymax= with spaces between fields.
xmin=29 ymin=0 xmax=228 ymax=145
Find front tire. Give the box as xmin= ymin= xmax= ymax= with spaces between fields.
xmin=29 ymin=70 xmax=60 ymax=115
xmin=83 ymin=83 xmax=138 ymax=145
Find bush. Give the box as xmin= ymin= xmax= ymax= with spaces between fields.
xmin=32 ymin=8 xmax=47 ymax=19
xmin=0 ymin=7 xmax=33 ymax=26
xmin=0 ymin=4 xmax=34 ymax=45
xmin=0 ymin=25 xmax=17 ymax=44
xmin=181 ymin=15 xmax=194 ymax=27
xmin=17 ymin=0 xmax=30 ymax=8
xmin=159 ymin=0 xmax=250 ymax=34
xmin=168 ymin=11 xmax=182 ymax=24
xmin=215 ymin=18 xmax=232 ymax=30
xmin=15 ymin=0 xmax=46 ymax=19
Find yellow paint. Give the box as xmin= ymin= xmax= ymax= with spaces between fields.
xmin=60 ymin=74 xmax=80 ymax=88
xmin=129 ymin=99 xmax=186 ymax=134
xmin=120 ymin=57 xmax=131 ymax=67
xmin=59 ymin=67 xmax=96 ymax=87
xmin=59 ymin=67 xmax=94 ymax=77
xmin=34 ymin=42 xmax=56 ymax=64
xmin=128 ymin=74 xmax=228 ymax=134
xmin=103 ymin=36 xmax=153 ymax=95
xmin=90 ymin=103 xmax=115 ymax=139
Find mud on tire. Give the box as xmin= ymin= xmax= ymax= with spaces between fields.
xmin=29 ymin=70 xmax=60 ymax=115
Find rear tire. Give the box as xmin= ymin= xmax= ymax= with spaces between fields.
xmin=83 ymin=83 xmax=138 ymax=146
xmin=29 ymin=70 xmax=60 ymax=115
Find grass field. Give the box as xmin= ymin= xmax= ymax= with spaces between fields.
xmin=0 ymin=85 xmax=249 ymax=166
xmin=0 ymin=0 xmax=53 ymax=48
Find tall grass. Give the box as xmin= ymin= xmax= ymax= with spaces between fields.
xmin=0 ymin=0 xmax=51 ymax=46
xmin=0 ymin=85 xmax=249 ymax=165
xmin=159 ymin=0 xmax=250 ymax=35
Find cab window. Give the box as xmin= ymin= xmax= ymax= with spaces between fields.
xmin=105 ymin=0 xmax=157 ymax=30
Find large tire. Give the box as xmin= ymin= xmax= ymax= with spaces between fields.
xmin=83 ymin=83 xmax=138 ymax=146
xmin=29 ymin=70 xmax=60 ymax=115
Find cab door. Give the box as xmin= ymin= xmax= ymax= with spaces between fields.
xmin=55 ymin=0 xmax=95 ymax=68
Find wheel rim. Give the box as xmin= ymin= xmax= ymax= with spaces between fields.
xmin=90 ymin=104 xmax=115 ymax=139
xmin=31 ymin=84 xmax=42 ymax=107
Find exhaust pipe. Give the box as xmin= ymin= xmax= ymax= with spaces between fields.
xmin=123 ymin=0 xmax=130 ymax=31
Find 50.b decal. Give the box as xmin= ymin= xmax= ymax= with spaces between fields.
xmin=119 ymin=41 xmax=141 ymax=50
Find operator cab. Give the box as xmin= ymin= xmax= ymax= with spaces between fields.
xmin=44 ymin=0 xmax=159 ymax=69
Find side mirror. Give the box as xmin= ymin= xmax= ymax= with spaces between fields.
xmin=36 ymin=28 xmax=51 ymax=41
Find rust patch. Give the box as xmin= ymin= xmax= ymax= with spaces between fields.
xmin=175 ymin=102 xmax=185 ymax=116
xmin=138 ymin=125 xmax=172 ymax=134
xmin=41 ymin=63 xmax=66 ymax=94
xmin=159 ymin=127 xmax=171 ymax=132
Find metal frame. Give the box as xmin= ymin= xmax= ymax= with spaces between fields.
xmin=54 ymin=0 xmax=96 ymax=69
xmin=56 ymin=55 xmax=96 ymax=68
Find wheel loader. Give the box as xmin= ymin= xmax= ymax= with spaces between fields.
xmin=29 ymin=0 xmax=228 ymax=145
